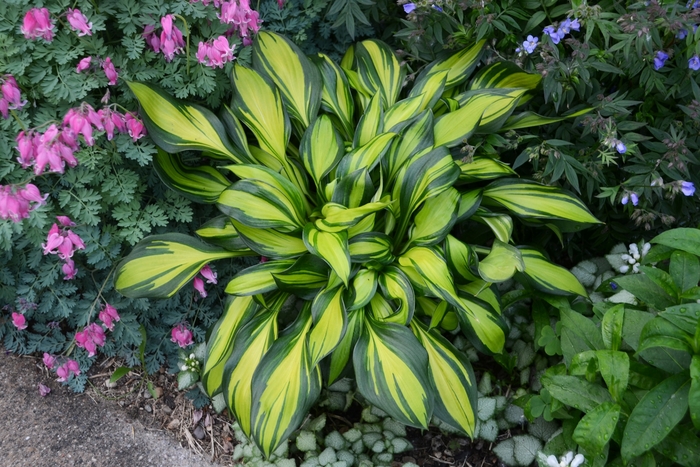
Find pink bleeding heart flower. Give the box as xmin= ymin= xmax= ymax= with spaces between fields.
xmin=66 ymin=359 xmax=81 ymax=375
xmin=62 ymin=259 xmax=77 ymax=280
xmin=1 ymin=75 xmax=27 ymax=111
xmin=42 ymin=224 xmax=64 ymax=255
xmin=19 ymin=183 xmax=48 ymax=208
xmin=98 ymin=303 xmax=120 ymax=331
xmin=75 ymin=322 xmax=106 ymax=357
xmin=142 ymin=24 xmax=161 ymax=52
xmin=171 ymin=323 xmax=194 ymax=348
xmin=103 ymin=57 xmax=118 ymax=85
xmin=56 ymin=216 xmax=76 ymax=227
xmin=56 ymin=359 xmax=81 ymax=381
xmin=38 ymin=383 xmax=51 ymax=396
xmin=66 ymin=8 xmax=93 ymax=36
xmin=11 ymin=312 xmax=28 ymax=330
xmin=125 ymin=114 xmax=146 ymax=141
xmin=43 ymin=353 xmax=57 ymax=369
xmin=158 ymin=14 xmax=185 ymax=62
xmin=200 ymin=264 xmax=217 ymax=284
xmin=0 ymin=98 xmax=8 ymax=119
xmin=21 ymin=8 xmax=55 ymax=42
xmin=0 ymin=185 xmax=32 ymax=222
xmin=193 ymin=276 xmax=207 ymax=298
xmin=76 ymin=56 xmax=92 ymax=73
xmin=15 ymin=131 xmax=35 ymax=168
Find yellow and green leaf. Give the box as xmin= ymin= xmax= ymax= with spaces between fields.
xmin=456 ymin=189 xmax=483 ymax=222
xmin=353 ymin=39 xmax=405 ymax=108
xmin=407 ymin=187 xmax=460 ymax=248
xmin=272 ymin=254 xmax=330 ymax=300
xmin=316 ymin=201 xmax=391 ymax=233
xmin=252 ymin=31 xmax=321 ymax=129
xmin=299 ymin=115 xmax=344 ymax=189
xmin=250 ymin=306 xmax=321 ymax=457
xmin=385 ymin=110 xmax=434 ymax=184
xmin=469 ymin=61 xmax=541 ymax=92
xmin=127 ymin=81 xmax=242 ymax=161
xmin=225 ymin=259 xmax=296 ymax=295
xmin=346 ymin=269 xmax=378 ymax=311
xmin=328 ymin=308 xmax=363 ymax=385
xmin=348 ymin=232 xmax=395 ymax=264
xmin=412 ymin=320 xmax=478 ymax=436
xmin=354 ymin=92 xmax=384 ymax=147
xmin=482 ymin=179 xmax=601 ymax=224
xmin=308 ymin=286 xmax=347 ymax=365
xmin=153 ymin=150 xmax=231 ymax=204
xmin=202 ymin=295 xmax=259 ymax=396
xmin=444 ymin=235 xmax=480 ymax=282
xmin=519 ymin=248 xmax=588 ymax=296
xmin=478 ymin=239 xmax=524 ymax=283
xmin=378 ymin=266 xmax=415 ymax=324
xmin=414 ymin=40 xmax=485 ymax=90
xmin=230 ymin=219 xmax=307 ymax=259
xmin=314 ymin=53 xmax=355 ymax=138
xmin=473 ymin=209 xmax=513 ymax=243
xmin=336 ymin=132 xmax=397 ymax=179
xmin=354 ymin=317 xmax=434 ymax=428
xmin=303 ymin=224 xmax=351 ymax=286
xmin=196 ymin=216 xmax=251 ymax=253
xmin=458 ymin=157 xmax=516 ymax=182
xmin=456 ymin=293 xmax=507 ymax=354
xmin=115 ymin=234 xmax=244 ymax=298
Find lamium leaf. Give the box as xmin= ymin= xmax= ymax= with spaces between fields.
xmin=518 ymin=248 xmax=588 ymax=296
xmin=251 ymin=306 xmax=322 ymax=458
xmin=126 ymin=82 xmax=243 ymax=161
xmin=308 ymin=286 xmax=347 ymax=365
xmin=153 ymin=150 xmax=231 ymax=204
xmin=412 ymin=320 xmax=478 ymax=436
xmin=202 ymin=295 xmax=259 ymax=396
xmin=482 ymin=179 xmax=600 ymax=224
xmin=230 ymin=65 xmax=290 ymax=163
xmin=223 ymin=310 xmax=279 ymax=437
xmin=354 ymin=316 xmax=434 ymax=428
xmin=115 ymin=234 xmax=245 ymax=298
xmin=621 ymin=371 xmax=691 ymax=462
xmin=252 ymin=31 xmax=322 ymax=129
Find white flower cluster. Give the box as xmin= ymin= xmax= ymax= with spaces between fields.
xmin=180 ymin=353 xmax=200 ymax=372
xmin=618 ymin=242 xmax=651 ymax=274
xmin=540 ymin=451 xmax=585 ymax=467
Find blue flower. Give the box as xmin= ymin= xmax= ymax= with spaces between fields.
xmin=689 ymin=55 xmax=700 ymax=71
xmin=569 ymin=18 xmax=581 ymax=31
xmin=615 ymin=140 xmax=627 ymax=154
xmin=630 ymin=193 xmax=639 ymax=206
xmin=523 ymin=35 xmax=539 ymax=54
xmin=681 ymin=181 xmax=696 ymax=196
xmin=543 ymin=25 xmax=562 ymax=44
xmin=559 ymin=19 xmax=573 ymax=35
xmin=403 ymin=3 xmax=416 ymax=13
xmin=653 ymin=51 xmax=669 ymax=71
xmin=678 ymin=28 xmax=688 ymax=40
xmin=432 ymin=5 xmax=443 ymax=12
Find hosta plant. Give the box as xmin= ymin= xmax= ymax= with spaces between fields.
xmin=114 ymin=31 xmax=598 ymax=456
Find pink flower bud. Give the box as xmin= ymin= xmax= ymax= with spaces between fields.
xmin=66 ymin=8 xmax=93 ymax=36
xmin=0 ymin=98 xmax=8 ymax=119
xmin=126 ymin=116 xmax=146 ymax=141
xmin=171 ymin=323 xmax=194 ymax=348
xmin=1 ymin=75 xmax=26 ymax=110
xmin=18 ymin=183 xmax=47 ymax=207
xmin=15 ymin=131 xmax=35 ymax=168
xmin=200 ymin=264 xmax=218 ymax=284
xmin=76 ymin=56 xmax=92 ymax=73
xmin=103 ymin=57 xmax=118 ymax=85
xmin=193 ymin=276 xmax=207 ymax=298
xmin=62 ymin=259 xmax=77 ymax=280
xmin=56 ymin=216 xmax=75 ymax=226
xmin=11 ymin=312 xmax=27 ymax=330
xmin=99 ymin=303 xmax=120 ymax=331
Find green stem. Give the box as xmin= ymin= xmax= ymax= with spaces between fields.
xmin=10 ymin=109 xmax=27 ymax=132
xmin=175 ymin=15 xmax=190 ymax=76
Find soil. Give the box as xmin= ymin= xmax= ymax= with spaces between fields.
xmin=0 ymin=350 xmax=511 ymax=467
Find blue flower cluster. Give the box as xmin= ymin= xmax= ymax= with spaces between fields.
xmin=517 ymin=18 xmax=580 ymax=55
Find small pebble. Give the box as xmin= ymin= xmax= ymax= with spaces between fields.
xmin=193 ymin=426 xmax=206 ymax=440
xmin=167 ymin=419 xmax=180 ymax=430
xmin=162 ymin=406 xmax=172 ymax=415
xmin=104 ymin=380 xmax=117 ymax=389
xmin=144 ymin=405 xmax=152 ymax=413
xmin=152 ymin=386 xmax=163 ymax=399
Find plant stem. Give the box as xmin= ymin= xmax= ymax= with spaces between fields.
xmin=175 ymin=15 xmax=191 ymax=76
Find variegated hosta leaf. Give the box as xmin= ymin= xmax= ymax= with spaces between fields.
xmin=250 ymin=306 xmax=322 ymax=457
xmin=458 ymin=280 xmax=501 ymax=314
xmin=434 ymin=90 xmax=525 ymax=147
xmin=316 ymin=201 xmax=392 ymax=233
xmin=456 ymin=189 xmax=483 ymax=223
xmin=384 ymin=95 xmax=426 ymax=132
xmin=196 ymin=216 xmax=251 ymax=253
xmin=328 ymin=308 xmax=363 ymax=385
xmin=469 ymin=61 xmax=541 ymax=92
xmin=456 ymin=88 xmax=528 ymax=133
xmin=223 ymin=164 xmax=310 ymax=217
xmin=126 ymin=82 xmax=243 ymax=161
xmin=223 ymin=310 xmax=278 ymax=437
xmin=417 ymin=297 xmax=451 ymax=330
xmin=300 ymin=115 xmax=344 ymax=190
xmin=115 ymin=234 xmax=245 ymax=298
xmin=221 ymin=105 xmax=255 ymax=163
xmin=202 ymin=295 xmax=259 ymax=396
xmin=308 ymin=286 xmax=347 ymax=365
xmin=478 ymin=239 xmax=524 ymax=283
xmin=218 ymin=178 xmax=306 ymax=233
xmin=482 ymin=179 xmax=601 ymax=224
xmin=407 ymin=70 xmax=448 ymax=116
xmin=354 ymin=92 xmax=384 ymax=147
xmin=354 ymin=317 xmax=434 ymax=428
xmin=473 ymin=209 xmax=514 ymax=243
xmin=414 ymin=40 xmax=485 ymax=90
xmin=353 ymin=39 xmax=405 ymax=108
xmin=458 ymin=157 xmax=516 ymax=183
xmin=332 ymin=168 xmax=374 ymax=209
xmin=348 ymin=232 xmax=395 ymax=265
xmin=519 ymin=248 xmax=588 ymax=296
xmin=501 ymin=108 xmax=591 ymax=131
xmin=225 ymin=259 xmax=296 ymax=295
xmin=407 ymin=187 xmax=460 ymax=248
xmin=252 ymin=31 xmax=321 ymax=129
xmin=230 ymin=219 xmax=307 ymax=259
xmin=272 ymin=254 xmax=330 ymax=300
xmin=336 ymin=132 xmax=397 ymax=179
xmin=444 ymin=235 xmax=480 ymax=282
xmin=378 ymin=266 xmax=415 ymax=324
xmin=314 ymin=53 xmax=355 ymax=139
xmin=394 ymin=147 xmax=460 ymax=238
xmin=231 ymin=65 xmax=290 ymax=163
xmin=346 ymin=269 xmax=378 ymax=311
xmin=153 ymin=150 xmax=231 ymax=204
xmin=456 ymin=293 xmax=507 ymax=354
xmin=385 ymin=110 xmax=434 ymax=184
xmin=303 ymin=224 xmax=351 ymax=286
xmin=400 ymin=246 xmax=463 ymax=304
xmin=412 ymin=320 xmax=478 ymax=436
